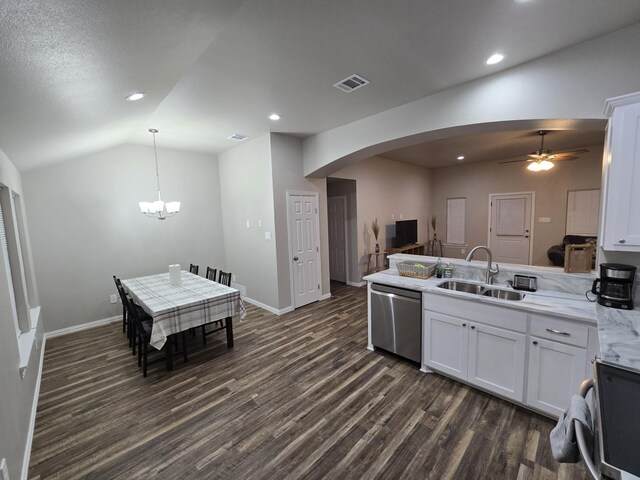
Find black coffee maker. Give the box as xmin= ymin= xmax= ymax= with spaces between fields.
xmin=591 ymin=263 xmax=637 ymax=310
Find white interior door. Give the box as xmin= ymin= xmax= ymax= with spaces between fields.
xmin=489 ymin=193 xmax=533 ymax=265
xmin=328 ymin=196 xmax=347 ymax=283
xmin=288 ymin=194 xmax=321 ymax=308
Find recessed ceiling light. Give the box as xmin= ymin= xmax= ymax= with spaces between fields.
xmin=457 ymin=155 xmax=465 ymax=160
xmin=486 ymin=53 xmax=504 ymax=65
xmin=268 ymin=113 xmax=281 ymax=121
xmin=125 ymin=92 xmax=145 ymax=101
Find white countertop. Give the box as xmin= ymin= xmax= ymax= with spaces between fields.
xmin=364 ymin=268 xmax=640 ymax=372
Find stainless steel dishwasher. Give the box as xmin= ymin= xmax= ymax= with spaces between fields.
xmin=370 ymin=283 xmax=421 ymax=363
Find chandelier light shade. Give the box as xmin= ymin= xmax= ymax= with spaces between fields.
xmin=527 ymin=159 xmax=555 ymax=172
xmin=139 ymin=128 xmax=180 ymax=220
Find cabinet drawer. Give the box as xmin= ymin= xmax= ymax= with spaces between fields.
xmin=530 ymin=314 xmax=589 ymax=348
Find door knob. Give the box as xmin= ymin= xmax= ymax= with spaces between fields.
xmin=532 ymin=341 xmax=538 ymax=346
xmin=293 ymin=256 xmax=299 ymax=261
xmin=619 ymin=239 xmax=626 ymax=244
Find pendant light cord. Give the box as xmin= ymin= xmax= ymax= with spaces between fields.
xmin=151 ymin=130 xmax=162 ymax=198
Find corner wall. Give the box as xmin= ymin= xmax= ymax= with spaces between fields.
xmin=330 ymin=156 xmax=432 ymax=280
xmin=270 ymin=134 xmax=329 ymax=308
xmin=22 ymin=144 xmax=225 ymax=332
xmin=218 ymin=135 xmax=281 ymax=308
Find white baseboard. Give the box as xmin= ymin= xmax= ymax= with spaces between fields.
xmin=319 ymin=292 xmax=332 ymax=301
xmin=347 ymin=280 xmax=366 ymax=287
xmin=21 ymin=335 xmax=46 ymax=480
xmin=45 ymin=315 xmax=121 ymax=339
xmin=242 ymin=297 xmax=293 ymax=316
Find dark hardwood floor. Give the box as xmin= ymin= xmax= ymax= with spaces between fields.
xmin=29 ymin=282 xmax=587 ymax=479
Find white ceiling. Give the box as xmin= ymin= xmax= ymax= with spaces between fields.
xmin=1 ymin=0 xmax=640 ymax=171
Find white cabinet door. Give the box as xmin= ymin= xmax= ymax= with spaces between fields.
xmin=602 ymin=95 xmax=640 ymax=251
xmin=423 ymin=311 xmax=468 ymax=380
xmin=467 ymin=323 xmax=526 ymax=402
xmin=527 ymin=337 xmax=587 ymax=418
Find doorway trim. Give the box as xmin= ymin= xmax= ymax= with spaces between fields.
xmin=328 ymin=195 xmax=350 ymax=284
xmin=286 ymin=190 xmax=323 ymax=309
xmin=487 ymin=191 xmax=535 ymax=265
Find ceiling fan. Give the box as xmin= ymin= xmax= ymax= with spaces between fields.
xmin=500 ymin=130 xmax=589 ymax=171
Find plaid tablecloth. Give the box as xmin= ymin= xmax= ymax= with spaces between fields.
xmin=122 ymin=271 xmax=244 ymax=349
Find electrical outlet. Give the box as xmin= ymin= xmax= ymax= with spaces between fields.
xmin=258 ymin=220 xmax=262 ymax=227
xmin=399 ymin=213 xmax=403 ymax=219
xmin=461 ymin=248 xmax=466 ymax=255
xmin=110 ymin=294 xmax=118 ymax=304
xmin=391 ymin=214 xmax=395 ymax=220
xmin=232 ymin=274 xmax=236 ymax=281
xmin=265 ymin=232 xmax=271 ymax=240
xmin=246 ymin=220 xmax=250 ymax=228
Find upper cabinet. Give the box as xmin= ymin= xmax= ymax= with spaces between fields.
xmin=601 ymin=92 xmax=640 ymax=251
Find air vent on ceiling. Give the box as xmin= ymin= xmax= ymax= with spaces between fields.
xmin=333 ymin=74 xmax=370 ymax=93
xmin=228 ymin=133 xmax=248 ymax=141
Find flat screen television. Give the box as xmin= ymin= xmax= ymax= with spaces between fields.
xmin=394 ymin=219 xmax=417 ymax=247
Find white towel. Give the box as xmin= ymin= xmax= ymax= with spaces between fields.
xmin=550 ymin=394 xmax=593 ymax=463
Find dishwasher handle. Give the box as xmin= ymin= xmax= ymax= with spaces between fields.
xmin=370 ymin=288 xmax=421 ymax=305
xmin=371 ymin=283 xmax=421 ymax=300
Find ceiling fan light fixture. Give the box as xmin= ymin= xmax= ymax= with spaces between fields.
xmin=527 ymin=159 xmax=555 ymax=172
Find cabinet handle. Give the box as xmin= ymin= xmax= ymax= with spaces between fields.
xmin=462 ymin=323 xmax=467 ymax=327
xmin=532 ymin=341 xmax=538 ymax=346
xmin=471 ymin=325 xmax=475 ymax=330
xmin=546 ymin=328 xmax=570 ymax=337
xmin=619 ymin=239 xmax=626 ymax=244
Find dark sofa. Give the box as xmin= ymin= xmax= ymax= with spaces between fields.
xmin=547 ymin=235 xmax=597 ymax=267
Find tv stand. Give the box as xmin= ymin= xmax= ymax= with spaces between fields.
xmin=386 ymin=243 xmax=425 ymax=255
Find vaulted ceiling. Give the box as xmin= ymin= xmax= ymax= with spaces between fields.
xmin=1 ymin=0 xmax=639 ymax=171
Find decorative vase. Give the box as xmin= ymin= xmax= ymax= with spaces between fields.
xmin=375 ymin=243 xmax=380 ymax=253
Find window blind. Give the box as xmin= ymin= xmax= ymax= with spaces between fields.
xmin=0 ymin=197 xmax=20 ymax=334
xmin=446 ymin=197 xmax=466 ymax=245
xmin=566 ymin=189 xmax=600 ymax=236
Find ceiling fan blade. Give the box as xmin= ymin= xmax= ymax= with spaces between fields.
xmin=554 ymin=148 xmax=589 ymax=155
xmin=499 ymin=158 xmax=529 ymax=165
xmin=527 ymin=153 xmax=544 ymax=160
xmin=553 ymin=156 xmax=578 ymax=161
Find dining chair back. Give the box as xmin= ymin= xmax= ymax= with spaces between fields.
xmin=190 ymin=264 xmax=199 ymax=275
xmin=218 ymin=270 xmax=232 ymax=287
xmin=206 ymin=267 xmax=217 ymax=281
xmin=113 ymin=276 xmax=127 ymax=334
xmin=124 ymin=297 xmax=154 ymax=377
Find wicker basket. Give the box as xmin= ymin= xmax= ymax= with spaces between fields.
xmin=397 ymin=261 xmax=435 ymax=279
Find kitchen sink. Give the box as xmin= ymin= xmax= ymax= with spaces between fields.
xmin=482 ymin=289 xmax=525 ymax=301
xmin=436 ymin=281 xmax=486 ymax=294
xmin=436 ymin=281 xmax=525 ymax=301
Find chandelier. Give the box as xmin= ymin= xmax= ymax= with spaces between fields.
xmin=138 ymin=129 xmax=180 ymax=220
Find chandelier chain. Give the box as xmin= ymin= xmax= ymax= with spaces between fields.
xmin=152 ymin=130 xmax=161 ymax=196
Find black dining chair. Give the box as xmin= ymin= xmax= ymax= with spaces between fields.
xmin=124 ymin=297 xmax=155 ymax=377
xmin=202 ymin=270 xmax=233 ymax=345
xmin=190 ymin=264 xmax=199 ymax=275
xmin=113 ymin=275 xmax=128 ymax=335
xmin=205 ymin=267 xmax=217 ymax=281
xmin=218 ymin=270 xmax=232 ymax=286
xmin=114 ymin=276 xmax=144 ymax=352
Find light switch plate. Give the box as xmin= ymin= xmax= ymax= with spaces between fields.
xmin=265 ymin=232 xmax=271 ymax=240
xmin=246 ymin=220 xmax=250 ymax=228
xmin=110 ymin=294 xmax=118 ymax=304
xmin=538 ymin=217 xmax=551 ymax=223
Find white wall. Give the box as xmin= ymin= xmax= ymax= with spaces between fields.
xmin=0 ymin=148 xmax=44 ymax=480
xmin=330 ymin=156 xmax=432 ymax=280
xmin=22 ymin=144 xmax=225 ymax=332
xmin=270 ymin=134 xmax=330 ymax=307
xmin=218 ymin=135 xmax=281 ymax=308
xmin=304 ymin=22 xmax=640 ymax=177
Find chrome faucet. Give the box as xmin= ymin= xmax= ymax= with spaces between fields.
xmin=465 ymin=246 xmax=499 ymax=284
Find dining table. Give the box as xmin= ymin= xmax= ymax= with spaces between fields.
xmin=121 ymin=270 xmax=244 ymax=370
